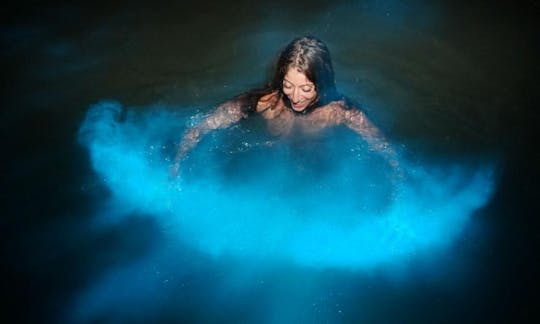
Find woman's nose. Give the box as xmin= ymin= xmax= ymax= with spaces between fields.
xmin=292 ymin=88 xmax=300 ymax=102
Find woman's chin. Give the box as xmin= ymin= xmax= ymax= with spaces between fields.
xmin=291 ymin=104 xmax=307 ymax=112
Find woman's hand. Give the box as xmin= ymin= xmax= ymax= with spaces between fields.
xmin=169 ymin=161 xmax=181 ymax=179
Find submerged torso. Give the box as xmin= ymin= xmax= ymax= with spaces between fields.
xmin=256 ymin=92 xmax=344 ymax=136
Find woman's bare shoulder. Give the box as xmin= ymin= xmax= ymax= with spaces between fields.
xmin=317 ymin=99 xmax=348 ymax=115
xmin=328 ymin=99 xmax=348 ymax=109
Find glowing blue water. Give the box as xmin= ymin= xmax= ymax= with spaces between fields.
xmin=78 ymin=100 xmax=496 ymax=270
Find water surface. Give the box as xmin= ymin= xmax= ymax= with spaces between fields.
xmin=2 ymin=1 xmax=539 ymax=323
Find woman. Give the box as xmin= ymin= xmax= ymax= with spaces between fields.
xmin=171 ymin=36 xmax=400 ymax=177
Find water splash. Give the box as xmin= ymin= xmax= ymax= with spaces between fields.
xmin=78 ymin=100 xmax=496 ymax=269
xmin=69 ymin=100 xmax=497 ymax=322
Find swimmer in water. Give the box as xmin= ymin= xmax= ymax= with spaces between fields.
xmin=171 ymin=35 xmax=400 ymax=177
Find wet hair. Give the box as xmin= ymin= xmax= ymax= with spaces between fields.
xmin=237 ymin=35 xmax=344 ymax=114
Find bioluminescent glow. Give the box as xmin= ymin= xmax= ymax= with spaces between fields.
xmin=78 ymin=100 xmax=496 ymax=269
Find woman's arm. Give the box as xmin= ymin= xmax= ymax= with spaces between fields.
xmin=338 ymin=104 xmax=402 ymax=175
xmin=170 ymin=100 xmax=246 ymax=177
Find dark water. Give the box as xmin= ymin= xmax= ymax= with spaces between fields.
xmin=2 ymin=0 xmax=539 ymax=323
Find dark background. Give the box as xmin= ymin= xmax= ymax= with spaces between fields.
xmin=2 ymin=0 xmax=539 ymax=322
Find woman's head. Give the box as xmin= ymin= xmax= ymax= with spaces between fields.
xmin=272 ymin=36 xmax=338 ymax=113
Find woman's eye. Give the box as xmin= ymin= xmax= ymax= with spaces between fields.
xmin=283 ymin=83 xmax=292 ymax=89
xmin=302 ymin=87 xmax=313 ymax=93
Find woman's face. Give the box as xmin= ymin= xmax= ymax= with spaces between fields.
xmin=282 ymin=67 xmax=318 ymax=112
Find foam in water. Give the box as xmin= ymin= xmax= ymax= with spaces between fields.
xmin=78 ymin=100 xmax=495 ymax=268
xmin=69 ymin=99 xmax=496 ymax=322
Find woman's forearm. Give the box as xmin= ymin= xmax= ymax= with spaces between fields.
xmin=171 ymin=100 xmax=245 ymax=176
xmin=174 ymin=127 xmax=202 ymax=163
xmin=342 ymin=107 xmax=402 ymax=175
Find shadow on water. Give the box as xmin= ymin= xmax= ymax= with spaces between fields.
xmin=2 ymin=0 xmax=539 ymax=323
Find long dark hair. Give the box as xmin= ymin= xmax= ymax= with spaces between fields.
xmin=237 ymin=36 xmax=344 ymax=114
